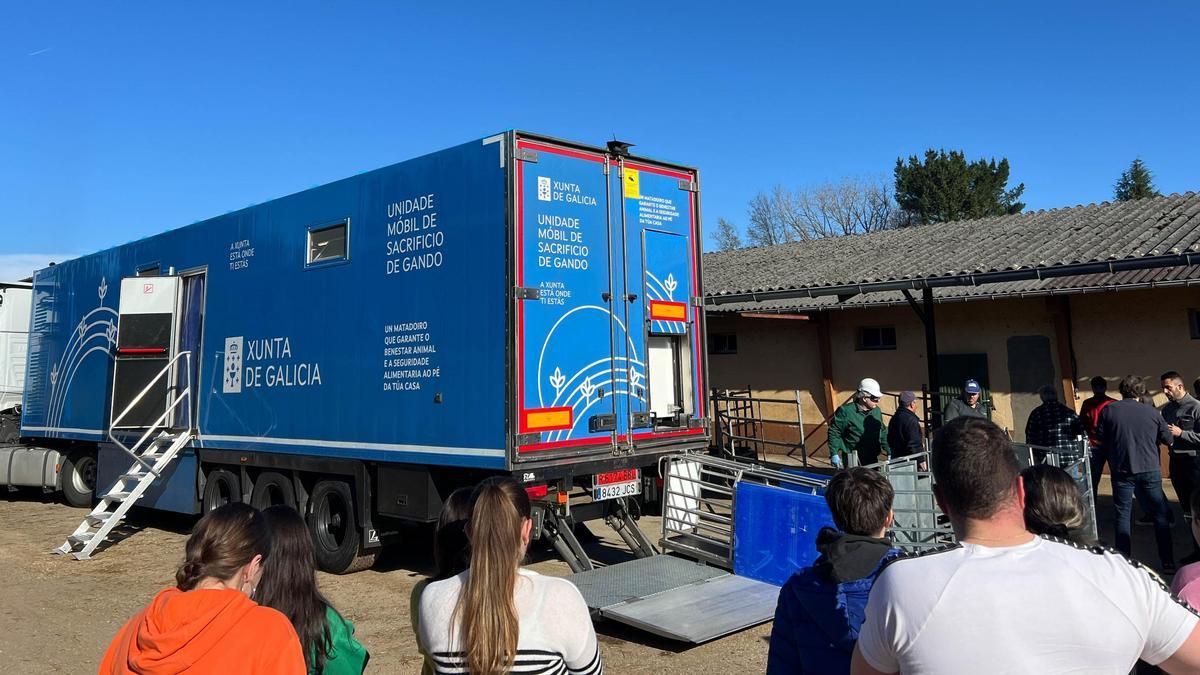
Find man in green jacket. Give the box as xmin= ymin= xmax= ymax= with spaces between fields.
xmin=829 ymin=378 xmax=890 ymax=468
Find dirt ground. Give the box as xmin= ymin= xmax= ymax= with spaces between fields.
xmin=0 ymin=489 xmax=770 ymax=674
xmin=0 ymin=476 xmax=1190 ymax=674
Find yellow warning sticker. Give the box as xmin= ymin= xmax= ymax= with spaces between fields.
xmin=624 ymin=168 xmax=640 ymax=199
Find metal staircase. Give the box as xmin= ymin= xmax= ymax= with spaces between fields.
xmin=55 ymin=351 xmax=194 ymax=560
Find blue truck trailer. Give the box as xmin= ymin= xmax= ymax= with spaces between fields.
xmin=21 ymin=131 xmax=709 ymax=573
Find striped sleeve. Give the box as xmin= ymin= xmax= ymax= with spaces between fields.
xmin=430 ymin=648 xmax=601 ymax=674
xmin=567 ymin=642 xmax=603 ymax=675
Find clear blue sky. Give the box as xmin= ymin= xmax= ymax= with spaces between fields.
xmin=4 ymin=2 xmax=1199 ymax=279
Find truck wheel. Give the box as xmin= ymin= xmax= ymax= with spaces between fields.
xmin=61 ymin=449 xmax=97 ymax=508
xmin=250 ymin=471 xmax=296 ymax=510
xmin=307 ymin=480 xmax=368 ymax=574
xmin=0 ymin=413 xmax=18 ymax=444
xmin=202 ymin=469 xmax=240 ymax=512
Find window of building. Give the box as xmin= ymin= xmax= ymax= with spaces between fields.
xmin=856 ymin=325 xmax=897 ymax=351
xmin=707 ymin=333 xmax=738 ymax=355
xmin=307 ymin=220 xmax=349 ymax=266
xmin=1190 ymin=309 xmax=1200 ymax=340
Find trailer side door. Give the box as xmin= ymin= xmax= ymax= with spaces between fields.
xmin=513 ymin=139 xmax=619 ymax=459
xmin=613 ymin=161 xmax=706 ymax=450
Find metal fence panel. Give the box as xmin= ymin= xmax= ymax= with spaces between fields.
xmin=863 ymin=452 xmax=955 ymax=552
xmin=1014 ymin=438 xmax=1097 ymax=542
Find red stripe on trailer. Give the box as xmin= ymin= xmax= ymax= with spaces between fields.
xmin=117 ymin=347 xmax=167 ymax=354
xmin=618 ymin=428 xmax=706 ymax=442
xmin=518 ymin=437 xmax=610 ymax=453
xmin=689 ymin=192 xmax=705 ymax=417
xmin=517 ymin=141 xmax=607 ymax=164
xmin=623 ymin=161 xmax=692 ymax=181
xmin=516 ymin=157 xmax=525 ymax=416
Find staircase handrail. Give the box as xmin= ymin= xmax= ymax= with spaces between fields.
xmin=108 ymin=351 xmax=192 ymax=476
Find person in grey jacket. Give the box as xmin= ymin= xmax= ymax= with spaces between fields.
xmin=943 ymin=379 xmax=986 ymax=423
xmin=1164 ymin=371 xmax=1200 ymax=453
xmin=1163 ymin=371 xmax=1200 ymax=563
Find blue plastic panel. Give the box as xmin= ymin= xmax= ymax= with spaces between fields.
xmin=733 ymin=481 xmax=835 ymax=586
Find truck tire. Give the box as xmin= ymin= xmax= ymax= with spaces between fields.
xmin=307 ymin=479 xmax=371 ymax=574
xmin=250 ymin=471 xmax=297 ymax=510
xmin=0 ymin=413 xmax=18 ymax=444
xmin=202 ymin=469 xmax=240 ymax=512
xmin=61 ymin=449 xmax=97 ymax=508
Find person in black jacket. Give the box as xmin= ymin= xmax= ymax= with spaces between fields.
xmin=888 ymin=391 xmax=923 ymax=460
xmin=1098 ymin=375 xmax=1175 ymax=571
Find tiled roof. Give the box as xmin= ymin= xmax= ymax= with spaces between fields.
xmin=703 ymin=192 xmax=1200 ymax=306
xmin=705 ymin=266 xmax=1200 ymax=313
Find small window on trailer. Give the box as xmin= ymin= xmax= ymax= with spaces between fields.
xmin=1189 ymin=309 xmax=1200 ymax=340
xmin=307 ymin=220 xmax=349 ymax=266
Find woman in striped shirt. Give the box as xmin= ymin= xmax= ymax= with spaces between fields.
xmin=418 ymin=476 xmax=603 ymax=675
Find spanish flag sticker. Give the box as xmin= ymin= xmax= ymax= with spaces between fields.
xmin=624 ymin=168 xmax=640 ymax=199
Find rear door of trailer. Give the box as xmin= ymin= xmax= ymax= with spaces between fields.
xmin=511 ymin=134 xmax=706 ymax=467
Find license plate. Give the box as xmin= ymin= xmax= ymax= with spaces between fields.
xmin=593 ymin=469 xmax=641 ymax=501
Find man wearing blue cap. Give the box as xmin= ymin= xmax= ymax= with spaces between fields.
xmin=943 ymin=379 xmax=986 ymax=423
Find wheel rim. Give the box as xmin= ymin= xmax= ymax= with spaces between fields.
xmin=72 ymin=456 xmax=97 ymax=494
xmin=314 ymin=490 xmax=349 ymax=552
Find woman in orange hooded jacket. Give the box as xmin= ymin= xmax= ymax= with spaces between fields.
xmin=99 ymin=502 xmax=306 ymax=674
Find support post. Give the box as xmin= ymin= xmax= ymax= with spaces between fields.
xmin=816 ymin=312 xmax=836 ymax=418
xmin=1048 ymin=296 xmax=1078 ymax=405
xmin=902 ymin=288 xmax=941 ymax=426
xmin=920 ymin=288 xmax=941 ymax=427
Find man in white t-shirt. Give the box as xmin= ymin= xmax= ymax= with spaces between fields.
xmin=851 ymin=417 xmax=1200 ymax=674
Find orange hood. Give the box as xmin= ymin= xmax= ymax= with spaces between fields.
xmin=104 ymin=587 xmax=260 ymax=674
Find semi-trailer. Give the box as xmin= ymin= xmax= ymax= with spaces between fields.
xmin=19 ymin=131 xmax=709 ymax=574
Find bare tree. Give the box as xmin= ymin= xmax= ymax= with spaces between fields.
xmin=746 ymin=189 xmax=798 ymax=246
xmin=712 ymin=217 xmax=743 ymax=251
xmin=747 ymin=175 xmax=901 ymax=243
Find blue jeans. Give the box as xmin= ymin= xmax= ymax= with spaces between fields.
xmin=1111 ymin=469 xmax=1174 ymax=566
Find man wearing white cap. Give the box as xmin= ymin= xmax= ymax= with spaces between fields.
xmin=829 ymin=378 xmax=890 ymax=468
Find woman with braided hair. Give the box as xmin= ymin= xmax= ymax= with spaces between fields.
xmin=100 ymin=502 xmax=305 ymax=674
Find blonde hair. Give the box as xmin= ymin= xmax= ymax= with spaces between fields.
xmin=453 ymin=477 xmax=531 ymax=674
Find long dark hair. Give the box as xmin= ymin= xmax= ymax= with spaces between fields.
xmin=453 ymin=476 xmax=532 ymax=675
xmin=255 ymin=505 xmax=334 ymax=673
xmin=433 ymin=487 xmax=472 ymax=581
xmin=176 ymin=502 xmax=270 ymax=591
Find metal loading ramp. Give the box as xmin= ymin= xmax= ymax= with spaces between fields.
xmin=568 ymin=554 xmax=780 ymax=643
